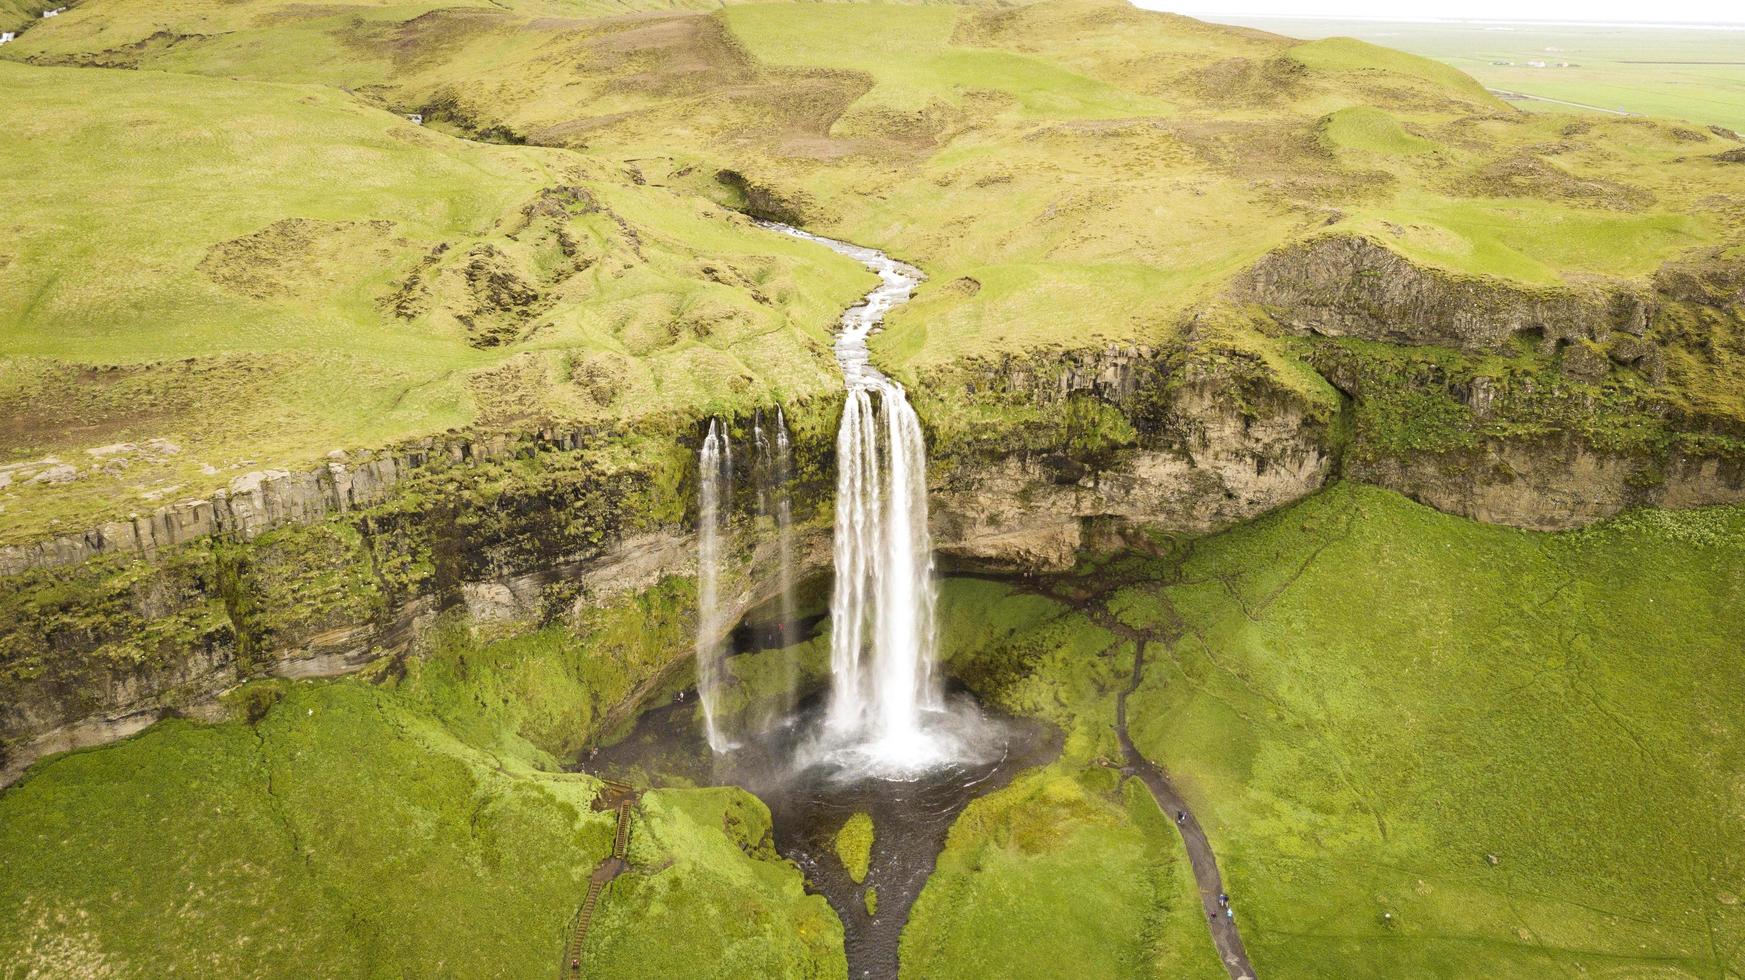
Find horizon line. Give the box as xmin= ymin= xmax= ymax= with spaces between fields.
xmin=1174 ymin=11 xmax=1745 ymax=30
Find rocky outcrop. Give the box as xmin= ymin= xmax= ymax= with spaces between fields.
xmin=0 ymin=411 xmax=841 ymax=788
xmin=714 ymin=169 xmax=825 ymax=226
xmin=1352 ymin=435 xmax=1745 ymax=531
xmin=919 ymin=344 xmax=1342 ymax=570
xmin=1232 ymin=234 xmax=1651 ymax=353
xmin=0 ymin=428 xmax=602 ymax=577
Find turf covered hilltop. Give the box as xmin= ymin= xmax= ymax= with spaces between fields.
xmin=1 ymin=0 xmax=1743 ymax=551
xmin=0 ymin=0 xmax=1743 ymax=977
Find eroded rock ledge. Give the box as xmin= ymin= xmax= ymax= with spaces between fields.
xmin=916 ymin=342 xmax=1342 ymax=570
xmin=1232 ymin=235 xmax=1745 ymax=528
xmin=0 ymin=409 xmax=844 ymax=787
xmin=0 ymin=427 xmax=667 ymax=578
xmin=1232 ymin=234 xmax=1655 ymax=356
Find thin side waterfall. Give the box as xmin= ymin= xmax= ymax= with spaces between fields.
xmin=695 ymin=419 xmax=732 ymax=753
xmin=771 ymin=408 xmax=799 ymax=721
xmin=748 ymin=407 xmax=801 ymax=729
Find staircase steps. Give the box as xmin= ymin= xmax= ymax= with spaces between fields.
xmin=560 ymin=795 xmax=636 ymax=977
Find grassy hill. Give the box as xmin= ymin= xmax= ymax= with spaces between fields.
xmin=0 ymin=57 xmax=870 ymax=545
xmin=1 ymin=0 xmax=1742 ymax=547
xmin=915 ymin=483 xmax=1745 ymax=978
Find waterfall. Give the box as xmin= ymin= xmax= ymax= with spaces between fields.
xmin=771 ymin=408 xmax=799 ymax=720
xmin=828 ymin=382 xmax=942 ymax=760
xmin=746 ymin=407 xmax=802 ymax=729
xmin=695 ymin=419 xmax=732 ymax=753
xmin=759 ymin=221 xmax=956 ymax=773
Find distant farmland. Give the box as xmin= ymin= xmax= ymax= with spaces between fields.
xmin=1204 ymin=16 xmax=1745 ymax=133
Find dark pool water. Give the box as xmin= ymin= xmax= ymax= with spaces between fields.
xmin=575 ymin=688 xmax=1060 ymax=978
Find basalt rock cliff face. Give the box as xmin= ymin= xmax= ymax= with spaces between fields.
xmin=6 ymin=238 xmax=1745 ymax=784
xmin=917 ymin=342 xmax=1342 ymax=570
xmin=1233 ymin=235 xmax=1655 ymax=356
xmin=1350 ymin=434 xmax=1745 ymax=529
xmin=0 ymin=335 xmax=1349 ymax=783
xmin=0 ymin=410 xmax=845 ymax=787
xmin=0 ymin=433 xmax=566 ymax=577
xmin=1236 ymin=235 xmax=1745 ymax=528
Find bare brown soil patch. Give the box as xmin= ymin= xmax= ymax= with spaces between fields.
xmin=198 ymin=218 xmax=398 ymax=301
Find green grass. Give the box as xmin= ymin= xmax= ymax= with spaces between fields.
xmin=834 ymin=811 xmax=874 ymax=885
xmin=1288 ymin=36 xmax=1502 ymax=106
xmin=584 ymin=786 xmax=846 ymax=978
xmin=1322 ymin=107 xmax=1437 ymax=156
xmin=914 ymin=484 xmax=1745 ymax=978
xmin=722 ymin=3 xmax=1166 ymax=122
xmin=1120 ymin=484 xmax=1745 ymax=977
xmin=901 ymin=574 xmax=1226 ymax=977
xmin=0 ymin=59 xmax=869 ymax=545
xmin=1345 ymin=192 xmax=1714 ymax=284
xmin=1226 ymin=18 xmax=1745 ymax=134
xmin=900 ymin=766 xmax=1223 ymax=979
xmin=0 ymin=680 xmax=608 ymax=976
xmin=0 ymin=621 xmax=842 ymax=978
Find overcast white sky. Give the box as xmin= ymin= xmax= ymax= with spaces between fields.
xmin=1138 ymin=0 xmax=1745 ymax=26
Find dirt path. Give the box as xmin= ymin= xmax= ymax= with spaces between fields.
xmin=957 ymin=562 xmax=1258 ymax=979
xmin=1117 ymin=638 xmax=1256 ymax=980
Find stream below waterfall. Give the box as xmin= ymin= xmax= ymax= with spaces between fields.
xmin=577 ymin=684 xmax=1059 ymax=979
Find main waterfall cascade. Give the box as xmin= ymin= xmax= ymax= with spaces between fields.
xmin=763 ymin=221 xmax=989 ymax=778
xmin=694 ymin=419 xmax=733 ymax=753
xmin=690 ymin=223 xmax=994 ymax=778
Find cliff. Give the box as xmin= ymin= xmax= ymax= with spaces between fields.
xmin=6 ymin=238 xmax=1745 ymax=784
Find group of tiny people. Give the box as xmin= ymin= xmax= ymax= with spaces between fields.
xmin=1176 ymin=810 xmax=1235 ymax=924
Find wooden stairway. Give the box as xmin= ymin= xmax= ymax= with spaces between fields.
xmin=612 ymin=800 xmax=631 ymax=857
xmin=560 ymin=796 xmax=636 ymax=978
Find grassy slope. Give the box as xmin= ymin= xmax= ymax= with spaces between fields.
xmin=901 ymin=760 xmax=1224 ymax=979
xmin=0 ymin=0 xmax=1741 ymax=548
xmin=1126 ymin=484 xmax=1745 ymax=977
xmin=0 ymin=59 xmax=868 ymax=544
xmin=897 ymin=579 xmax=1225 ymax=978
xmin=916 ymin=485 xmax=1745 ymax=977
xmin=0 ymin=622 xmax=844 ymax=978
xmin=1130 ymin=484 xmax=1745 ymax=969
xmin=5 ymin=0 xmax=1739 ymax=366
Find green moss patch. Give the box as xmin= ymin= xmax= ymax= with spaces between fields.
xmin=901 ymin=766 xmax=1220 ymax=978
xmin=835 ymin=811 xmax=874 ymax=885
xmin=0 ymin=624 xmax=842 ymax=978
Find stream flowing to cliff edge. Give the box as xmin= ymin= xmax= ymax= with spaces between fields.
xmin=761 ymin=220 xmax=994 ymax=780
xmin=622 ymin=226 xmax=1047 ymax=977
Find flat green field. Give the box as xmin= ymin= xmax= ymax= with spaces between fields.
xmin=1211 ymin=17 xmax=1745 ymax=133
xmin=914 ymin=484 xmax=1745 ymax=978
